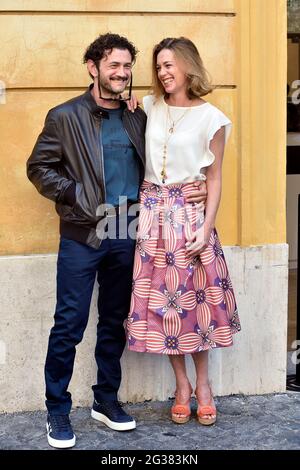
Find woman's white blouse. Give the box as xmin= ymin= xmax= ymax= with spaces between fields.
xmin=143 ymin=95 xmax=232 ymax=185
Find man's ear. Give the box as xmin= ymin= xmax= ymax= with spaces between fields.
xmin=86 ymin=59 xmax=98 ymax=78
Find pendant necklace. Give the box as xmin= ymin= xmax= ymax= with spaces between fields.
xmin=161 ymin=105 xmax=191 ymax=183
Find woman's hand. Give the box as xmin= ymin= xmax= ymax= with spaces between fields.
xmin=185 ymin=224 xmax=213 ymax=258
xmin=125 ymin=93 xmax=139 ymax=112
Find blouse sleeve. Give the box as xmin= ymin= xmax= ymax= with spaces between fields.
xmin=202 ymin=108 xmax=232 ymax=169
xmin=208 ymin=109 xmax=232 ymax=145
xmin=142 ymin=95 xmax=154 ymax=116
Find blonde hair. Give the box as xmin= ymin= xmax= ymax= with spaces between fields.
xmin=152 ymin=37 xmax=214 ymax=99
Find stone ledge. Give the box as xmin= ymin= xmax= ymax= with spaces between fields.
xmin=0 ymin=243 xmax=289 ymax=412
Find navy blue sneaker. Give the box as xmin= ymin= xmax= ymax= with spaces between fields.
xmin=91 ymin=400 xmax=136 ymax=431
xmin=46 ymin=414 xmax=76 ymax=448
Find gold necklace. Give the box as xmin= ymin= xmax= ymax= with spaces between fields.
xmin=161 ymin=105 xmax=190 ymax=183
xmin=167 ymin=105 xmax=190 ymax=133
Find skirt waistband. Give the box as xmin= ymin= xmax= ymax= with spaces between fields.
xmin=140 ymin=180 xmax=202 ymax=199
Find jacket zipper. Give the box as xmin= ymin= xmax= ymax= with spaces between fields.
xmin=123 ymin=116 xmax=145 ymax=189
xmin=97 ymin=119 xmax=107 ymax=203
xmin=123 ymin=115 xmax=143 ymax=163
xmin=123 ymin=125 xmax=133 ymax=148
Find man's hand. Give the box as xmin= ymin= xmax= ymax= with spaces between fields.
xmin=186 ymin=180 xmax=207 ymax=205
xmin=125 ymin=93 xmax=139 ymax=112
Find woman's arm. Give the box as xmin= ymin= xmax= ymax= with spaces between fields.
xmin=186 ymin=125 xmax=226 ymax=257
xmin=204 ymin=125 xmax=225 ymax=232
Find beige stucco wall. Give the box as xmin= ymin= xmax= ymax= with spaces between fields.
xmin=0 ymin=0 xmax=246 ymax=255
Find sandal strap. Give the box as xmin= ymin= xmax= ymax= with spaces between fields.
xmin=197 ymin=405 xmax=216 ymax=417
xmin=171 ymin=404 xmax=191 ymax=416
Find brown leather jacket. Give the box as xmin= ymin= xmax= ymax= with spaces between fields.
xmin=27 ymin=85 xmax=146 ymax=248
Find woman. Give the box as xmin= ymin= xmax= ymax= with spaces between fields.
xmin=127 ymin=37 xmax=241 ymax=425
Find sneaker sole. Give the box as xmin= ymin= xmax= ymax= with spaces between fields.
xmin=91 ymin=409 xmax=136 ymax=431
xmin=46 ymin=423 xmax=76 ymax=449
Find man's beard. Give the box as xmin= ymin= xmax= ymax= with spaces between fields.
xmin=97 ymin=74 xmax=128 ymax=100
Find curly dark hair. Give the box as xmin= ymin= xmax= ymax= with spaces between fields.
xmin=83 ymin=33 xmax=138 ymax=67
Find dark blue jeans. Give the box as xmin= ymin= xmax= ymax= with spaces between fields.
xmin=45 ymin=218 xmax=136 ymax=415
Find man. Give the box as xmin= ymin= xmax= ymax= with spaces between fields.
xmin=27 ymin=33 xmax=206 ymax=449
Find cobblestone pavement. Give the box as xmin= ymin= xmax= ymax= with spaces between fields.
xmin=0 ymin=392 xmax=299 ymax=450
xmin=0 ymin=353 xmax=299 ymax=451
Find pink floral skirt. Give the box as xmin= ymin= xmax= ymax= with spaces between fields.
xmin=127 ymin=180 xmax=241 ymax=355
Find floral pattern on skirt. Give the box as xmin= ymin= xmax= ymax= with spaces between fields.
xmin=127 ymin=180 xmax=241 ymax=355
